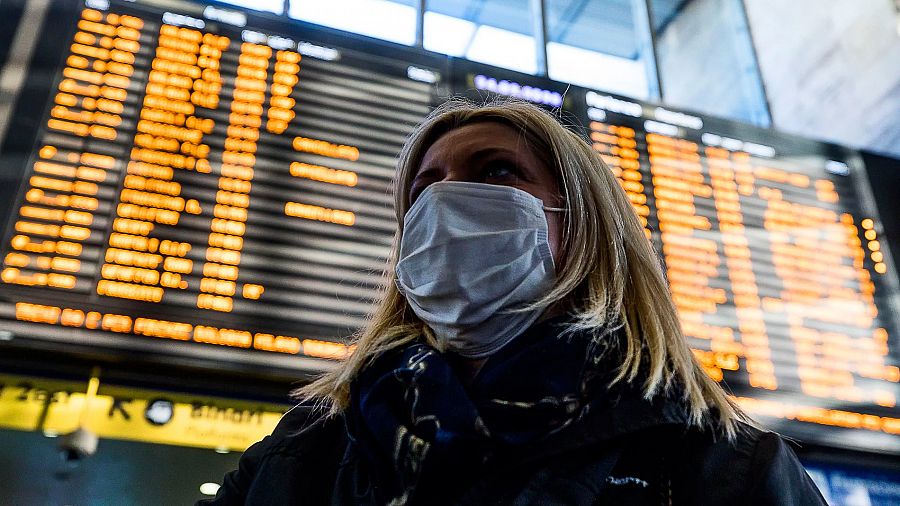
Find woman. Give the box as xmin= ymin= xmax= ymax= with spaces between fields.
xmin=202 ymin=99 xmax=826 ymax=505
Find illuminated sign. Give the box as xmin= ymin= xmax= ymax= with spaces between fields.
xmin=585 ymin=90 xmax=643 ymax=117
xmin=297 ymin=41 xmax=339 ymax=61
xmin=204 ymin=6 xmax=247 ymax=27
xmin=0 ymin=373 xmax=288 ymax=451
xmin=581 ymin=86 xmax=900 ymax=453
xmin=0 ymin=2 xmax=439 ymax=365
xmin=473 ymin=74 xmax=563 ymax=107
xmin=653 ymin=107 xmax=703 ymax=130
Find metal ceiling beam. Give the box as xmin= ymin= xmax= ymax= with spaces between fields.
xmin=463 ymin=0 xmax=489 ymax=21
xmin=549 ymin=0 xmax=592 ymax=42
xmin=461 ymin=0 xmax=489 ymax=57
xmin=415 ymin=0 xmax=425 ymax=47
xmin=531 ymin=0 xmax=549 ymax=75
xmin=630 ymin=0 xmax=662 ymax=99
xmin=654 ymin=0 xmax=693 ymax=36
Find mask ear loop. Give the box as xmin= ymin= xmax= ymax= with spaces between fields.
xmin=543 ymin=206 xmax=567 ymax=212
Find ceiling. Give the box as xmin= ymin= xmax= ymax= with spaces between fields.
xmin=425 ymin=0 xmax=691 ymax=59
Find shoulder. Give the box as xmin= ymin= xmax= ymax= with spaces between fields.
xmin=271 ymin=403 xmax=341 ymax=442
xmin=670 ymin=423 xmax=827 ymax=505
xmin=196 ymin=403 xmax=349 ymax=505
xmin=264 ymin=403 xmax=348 ymax=458
xmin=238 ymin=403 xmax=344 ymax=462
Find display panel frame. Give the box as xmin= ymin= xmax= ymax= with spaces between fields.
xmin=0 ymin=0 xmax=897 ymax=456
xmin=0 ymin=0 xmax=449 ymax=377
xmin=448 ymin=59 xmax=900 ymax=454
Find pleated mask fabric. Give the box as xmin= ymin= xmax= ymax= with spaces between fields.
xmin=396 ymin=181 xmax=557 ymax=358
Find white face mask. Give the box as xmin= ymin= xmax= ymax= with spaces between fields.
xmin=395 ymin=181 xmax=561 ymax=359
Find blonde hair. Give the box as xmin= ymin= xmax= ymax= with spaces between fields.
xmin=298 ymin=97 xmax=749 ymax=438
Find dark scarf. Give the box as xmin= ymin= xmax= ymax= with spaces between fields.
xmin=346 ymin=316 xmax=691 ymax=505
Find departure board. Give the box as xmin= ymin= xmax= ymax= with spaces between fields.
xmin=452 ymin=61 xmax=900 ymax=453
xmin=0 ymin=0 xmax=898 ymax=454
xmin=0 ymin=0 xmax=445 ymax=369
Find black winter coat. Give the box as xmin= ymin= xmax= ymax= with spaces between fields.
xmin=199 ymin=404 xmax=827 ymax=505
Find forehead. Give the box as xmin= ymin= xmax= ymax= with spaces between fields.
xmin=419 ymin=121 xmax=543 ymax=167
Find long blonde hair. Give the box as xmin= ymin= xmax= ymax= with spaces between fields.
xmin=298 ymin=97 xmax=749 ymax=438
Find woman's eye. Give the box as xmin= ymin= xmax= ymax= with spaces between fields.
xmin=483 ymin=162 xmax=519 ymax=180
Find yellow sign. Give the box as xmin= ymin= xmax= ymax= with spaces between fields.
xmin=0 ymin=374 xmax=82 ymax=431
xmin=0 ymin=373 xmax=290 ymax=451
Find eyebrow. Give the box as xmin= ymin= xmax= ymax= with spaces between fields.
xmin=467 ymin=146 xmax=519 ymax=159
xmin=416 ymin=146 xmax=523 ymax=176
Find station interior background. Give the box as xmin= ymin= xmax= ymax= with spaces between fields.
xmin=0 ymin=0 xmax=898 ymax=504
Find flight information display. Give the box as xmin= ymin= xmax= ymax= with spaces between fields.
xmin=0 ymin=0 xmax=897 ymax=453
xmin=0 ymin=0 xmax=445 ymax=367
xmin=453 ymin=60 xmax=900 ymax=452
xmin=586 ymin=99 xmax=900 ymax=452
